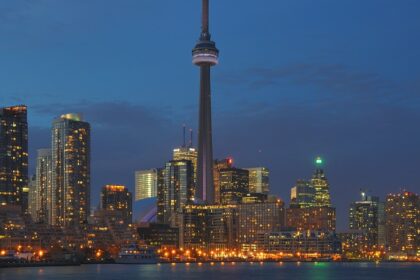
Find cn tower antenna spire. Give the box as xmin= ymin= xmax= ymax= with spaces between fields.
xmin=202 ymin=0 xmax=209 ymax=33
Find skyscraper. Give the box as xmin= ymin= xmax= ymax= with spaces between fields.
xmin=312 ymin=157 xmax=331 ymax=207
xmin=100 ymin=185 xmax=132 ymax=225
xmin=158 ymin=160 xmax=194 ymax=224
xmin=290 ymin=179 xmax=316 ymax=208
xmin=349 ymin=192 xmax=385 ymax=250
xmin=213 ymin=158 xmax=233 ymax=204
xmin=219 ymin=167 xmax=249 ymax=204
xmin=135 ymin=169 xmax=158 ymax=201
xmin=193 ymin=0 xmax=219 ymax=204
xmin=52 ymin=113 xmax=90 ymax=228
xmin=173 ymin=147 xmax=198 ymax=183
xmin=0 ymin=105 xmax=28 ymax=210
xmin=385 ymin=191 xmax=419 ymax=257
xmin=245 ymin=167 xmax=270 ymax=194
xmin=35 ymin=149 xmax=53 ymax=223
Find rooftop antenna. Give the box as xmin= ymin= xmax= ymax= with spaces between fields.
xmin=189 ymin=128 xmax=193 ymax=148
xmin=182 ymin=124 xmax=186 ymax=147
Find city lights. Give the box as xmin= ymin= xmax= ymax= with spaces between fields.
xmin=0 ymin=0 xmax=419 ymax=270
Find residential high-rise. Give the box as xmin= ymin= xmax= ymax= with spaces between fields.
xmin=385 ymin=191 xmax=419 ymax=257
xmin=237 ymin=200 xmax=285 ymax=249
xmin=100 ymin=185 xmax=132 ymax=225
xmin=35 ymin=149 xmax=53 ymax=223
xmin=245 ymin=167 xmax=269 ymax=194
xmin=290 ymin=179 xmax=316 ymax=208
xmin=349 ymin=192 xmax=385 ymax=250
xmin=157 ymin=160 xmax=194 ymax=224
xmin=0 ymin=105 xmax=28 ymax=210
xmin=219 ymin=167 xmax=249 ymax=204
xmin=213 ymin=158 xmax=233 ymax=204
xmin=180 ymin=204 xmax=237 ymax=249
xmin=286 ymin=206 xmax=336 ymax=232
xmin=135 ymin=169 xmax=158 ymax=201
xmin=311 ymin=157 xmax=331 ymax=207
xmin=52 ymin=113 xmax=90 ymax=228
xmin=193 ymin=0 xmax=219 ymax=204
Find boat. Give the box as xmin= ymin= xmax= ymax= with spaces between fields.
xmin=115 ymin=244 xmax=158 ymax=264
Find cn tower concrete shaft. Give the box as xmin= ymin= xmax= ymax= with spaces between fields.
xmin=193 ymin=0 xmax=218 ymax=204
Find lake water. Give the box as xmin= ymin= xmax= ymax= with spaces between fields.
xmin=1 ymin=262 xmax=419 ymax=280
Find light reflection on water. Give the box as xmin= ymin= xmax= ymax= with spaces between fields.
xmin=1 ymin=263 xmax=419 ymax=280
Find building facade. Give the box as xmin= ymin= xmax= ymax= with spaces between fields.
xmin=237 ymin=200 xmax=285 ymax=250
xmin=219 ymin=167 xmax=249 ymax=204
xmin=100 ymin=185 xmax=133 ymax=225
xmin=28 ymin=175 xmax=37 ymax=219
xmin=286 ymin=206 xmax=336 ymax=232
xmin=261 ymin=231 xmax=341 ymax=255
xmin=180 ymin=204 xmax=238 ymax=249
xmin=157 ymin=160 xmax=194 ymax=224
xmin=290 ymin=179 xmax=316 ymax=208
xmin=0 ymin=105 xmax=28 ymax=210
xmin=173 ymin=147 xmax=197 ymax=183
xmin=245 ymin=167 xmax=269 ymax=194
xmin=135 ymin=169 xmax=158 ymax=201
xmin=349 ymin=193 xmax=385 ymax=250
xmin=385 ymin=191 xmax=419 ymax=256
xmin=137 ymin=223 xmax=179 ymax=248
xmin=311 ymin=157 xmax=331 ymax=207
xmin=52 ymin=113 xmax=90 ymax=228
xmin=213 ymin=158 xmax=233 ymax=204
xmin=34 ymin=149 xmax=53 ymax=223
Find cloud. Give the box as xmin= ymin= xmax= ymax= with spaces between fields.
xmin=216 ymin=63 xmax=415 ymax=107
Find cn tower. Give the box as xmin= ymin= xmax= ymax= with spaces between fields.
xmin=193 ymin=0 xmax=219 ymax=204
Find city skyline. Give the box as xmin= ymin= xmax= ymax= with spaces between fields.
xmin=1 ymin=0 xmax=420 ymax=230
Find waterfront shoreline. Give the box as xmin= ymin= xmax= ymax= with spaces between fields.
xmin=1 ymin=260 xmax=418 ymax=268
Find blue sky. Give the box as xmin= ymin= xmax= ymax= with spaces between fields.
xmin=1 ymin=0 xmax=420 ymax=230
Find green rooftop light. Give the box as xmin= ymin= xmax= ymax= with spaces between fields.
xmin=315 ymin=157 xmax=323 ymax=165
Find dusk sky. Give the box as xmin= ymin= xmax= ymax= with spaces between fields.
xmin=1 ymin=0 xmax=420 ymax=230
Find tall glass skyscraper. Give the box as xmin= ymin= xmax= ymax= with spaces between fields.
xmin=135 ymin=169 xmax=158 ymax=201
xmin=173 ymin=147 xmax=197 ymax=183
xmin=311 ymin=157 xmax=331 ymax=207
xmin=290 ymin=179 xmax=316 ymax=208
xmin=245 ymin=167 xmax=270 ymax=194
xmin=219 ymin=167 xmax=249 ymax=204
xmin=0 ymin=105 xmax=28 ymax=210
xmin=157 ymin=160 xmax=194 ymax=224
xmin=52 ymin=113 xmax=90 ymax=229
xmin=213 ymin=158 xmax=233 ymax=204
